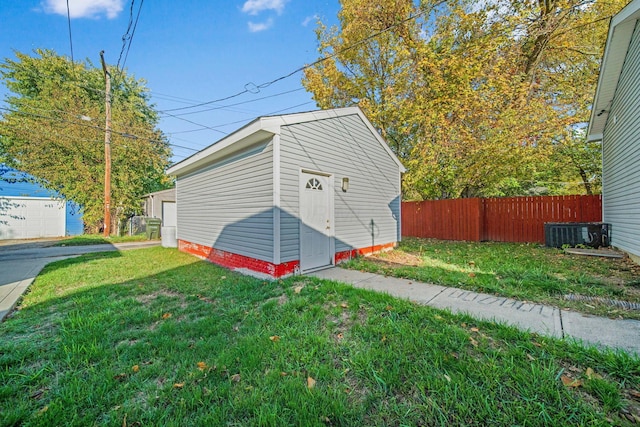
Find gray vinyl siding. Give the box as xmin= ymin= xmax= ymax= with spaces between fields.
xmin=602 ymin=21 xmax=640 ymax=258
xmin=279 ymin=113 xmax=401 ymax=262
xmin=176 ymin=142 xmax=275 ymax=262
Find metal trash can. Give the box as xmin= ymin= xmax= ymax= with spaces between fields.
xmin=146 ymin=218 xmax=162 ymax=240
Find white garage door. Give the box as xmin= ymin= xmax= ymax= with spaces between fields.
xmin=0 ymin=197 xmax=66 ymax=240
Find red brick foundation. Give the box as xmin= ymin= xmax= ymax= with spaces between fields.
xmin=178 ymin=240 xmax=299 ymax=279
xmin=334 ymin=242 xmax=396 ymax=264
xmin=178 ymin=240 xmax=396 ymax=279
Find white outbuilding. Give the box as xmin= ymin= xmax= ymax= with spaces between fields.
xmin=166 ymin=107 xmax=405 ymax=278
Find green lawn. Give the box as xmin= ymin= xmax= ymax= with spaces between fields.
xmin=52 ymin=233 xmax=151 ymax=246
xmin=1 ymin=247 xmax=639 ymax=426
xmin=344 ymin=237 xmax=640 ymax=320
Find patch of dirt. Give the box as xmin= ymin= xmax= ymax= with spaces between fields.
xmin=367 ymin=251 xmax=423 ymax=267
xmin=136 ymin=290 xmax=185 ymax=305
xmin=263 ymin=293 xmax=289 ymax=306
xmin=116 ymin=338 xmax=139 ymax=347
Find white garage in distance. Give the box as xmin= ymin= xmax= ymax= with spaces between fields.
xmin=0 ymin=196 xmax=66 ymax=240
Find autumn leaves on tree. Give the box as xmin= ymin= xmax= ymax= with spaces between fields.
xmin=0 ymin=50 xmax=172 ymax=231
xmin=303 ymin=0 xmax=620 ymax=199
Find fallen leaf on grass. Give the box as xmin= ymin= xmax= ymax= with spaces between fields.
xmin=585 ymin=367 xmax=602 ymax=380
xmin=381 ymin=335 xmax=387 ymax=343
xmin=231 ymin=373 xmax=241 ymax=382
xmin=561 ymin=375 xmax=582 ymax=388
xmin=629 ymin=390 xmax=640 ymax=400
xmin=173 ymin=383 xmax=185 ymax=389
xmin=470 ymin=327 xmax=479 ymax=332
xmin=340 ymin=303 xmax=349 ymax=308
xmin=197 ymin=362 xmax=207 ymax=371
xmin=294 ymin=285 xmax=304 ymax=294
xmin=469 ymin=336 xmax=479 ymax=347
xmin=468 ymin=273 xmax=476 ymax=278
xmin=280 ymin=372 xmax=288 ymax=376
xmin=307 ymin=376 xmax=316 ymax=389
xmin=526 ymin=354 xmax=536 ymax=362
xmin=385 ymin=305 xmax=393 ymax=311
xmin=38 ymin=406 xmax=48 ymax=414
xmin=269 ymin=335 xmax=281 ymax=342
xmin=132 ymin=365 xmax=139 ymax=373
xmin=162 ymin=312 xmax=172 ymax=319
xmin=336 ymin=333 xmax=344 ymax=340
xmin=444 ymin=374 xmax=451 ymax=383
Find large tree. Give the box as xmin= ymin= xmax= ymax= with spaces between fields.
xmin=303 ymin=0 xmax=622 ymax=199
xmin=0 ymin=49 xmax=172 ymax=231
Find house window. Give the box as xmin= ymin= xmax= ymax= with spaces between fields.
xmin=305 ymin=178 xmax=323 ymax=190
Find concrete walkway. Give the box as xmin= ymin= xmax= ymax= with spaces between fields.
xmin=0 ymin=240 xmax=160 ymax=321
xmin=310 ymin=267 xmax=640 ymax=356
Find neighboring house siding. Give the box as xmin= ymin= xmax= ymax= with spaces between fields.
xmin=602 ymin=21 xmax=640 ymax=258
xmin=143 ymin=188 xmax=175 ymax=219
xmin=279 ymin=113 xmax=401 ymax=262
xmin=177 ymin=142 xmax=274 ymax=262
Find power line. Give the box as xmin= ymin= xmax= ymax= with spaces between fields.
xmin=122 ymin=0 xmax=143 ymax=71
xmin=167 ymin=100 xmax=315 ymax=136
xmin=0 ymin=106 xmax=166 ymax=146
xmin=160 ymin=110 xmax=229 ymax=135
xmin=116 ymin=0 xmax=144 ymax=72
xmin=162 ymin=9 xmax=426 ymax=113
xmin=66 ymin=0 xmax=74 ymax=64
xmin=0 ymin=109 xmax=194 ymax=155
xmin=159 ymin=87 xmax=305 ymax=117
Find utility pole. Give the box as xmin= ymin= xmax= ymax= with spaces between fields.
xmin=100 ymin=51 xmax=112 ymax=237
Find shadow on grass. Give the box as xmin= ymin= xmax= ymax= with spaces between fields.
xmin=1 ymin=248 xmax=639 ymax=426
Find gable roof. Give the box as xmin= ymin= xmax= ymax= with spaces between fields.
xmin=587 ymin=0 xmax=640 ymax=141
xmin=166 ymin=107 xmax=406 ymax=177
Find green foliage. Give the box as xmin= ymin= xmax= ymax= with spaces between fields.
xmin=0 ymin=49 xmax=172 ymax=231
xmin=303 ymin=0 xmax=620 ymax=199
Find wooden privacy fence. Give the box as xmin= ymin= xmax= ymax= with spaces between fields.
xmin=401 ymin=195 xmax=602 ymax=244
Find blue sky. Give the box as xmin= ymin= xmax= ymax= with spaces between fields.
xmin=0 ymin=0 xmax=341 ymax=162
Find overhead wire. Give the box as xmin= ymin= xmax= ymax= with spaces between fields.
xmin=161 ymin=9 xmax=427 ymax=113
xmin=121 ymin=0 xmax=144 ymax=71
xmin=0 ymin=106 xmax=165 ymax=146
xmin=159 ymin=87 xmax=305 ymax=117
xmin=66 ymin=0 xmax=74 ymax=64
xmin=116 ymin=0 xmax=144 ymax=72
xmin=2 ymin=7 xmax=425 ymax=156
xmin=0 ymin=107 xmax=196 ymax=155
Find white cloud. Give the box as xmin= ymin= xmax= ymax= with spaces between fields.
xmin=301 ymin=14 xmax=318 ymax=27
xmin=241 ymin=0 xmax=287 ymax=16
xmin=248 ymin=18 xmax=274 ymax=32
xmin=41 ymin=0 xmax=124 ymax=19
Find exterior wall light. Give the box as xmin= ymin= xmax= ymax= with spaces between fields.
xmin=342 ymin=177 xmax=349 ymax=192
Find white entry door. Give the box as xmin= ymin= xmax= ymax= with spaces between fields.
xmin=300 ymin=171 xmax=332 ymax=271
